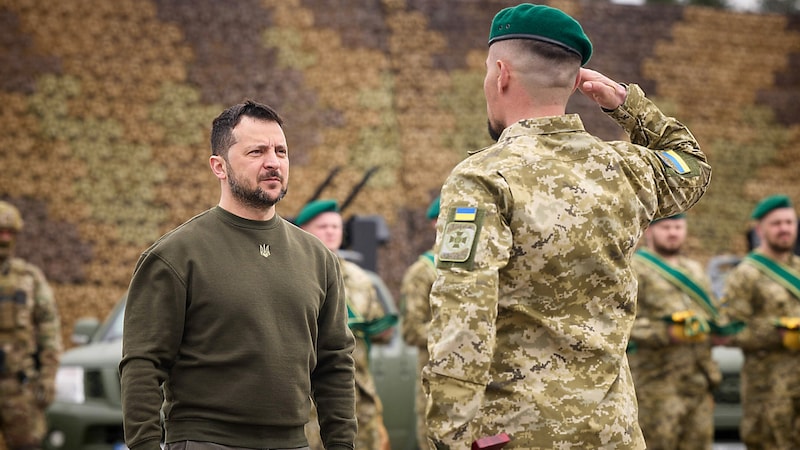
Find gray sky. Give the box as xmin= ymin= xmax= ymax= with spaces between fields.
xmin=610 ymin=0 xmax=759 ymax=10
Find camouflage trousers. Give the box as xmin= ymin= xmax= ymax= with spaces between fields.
xmin=0 ymin=376 xmax=46 ymax=450
xmin=636 ymin=386 xmax=714 ymax=450
xmin=305 ymin=399 xmax=389 ymax=450
xmin=740 ymin=396 xmax=800 ymax=449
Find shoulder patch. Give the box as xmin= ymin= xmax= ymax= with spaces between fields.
xmin=655 ymin=150 xmax=691 ymax=175
xmin=439 ymin=222 xmax=478 ymax=263
xmin=437 ymin=206 xmax=484 ymax=270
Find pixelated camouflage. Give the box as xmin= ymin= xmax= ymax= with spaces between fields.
xmin=423 ymin=84 xmax=711 ymax=450
xmin=721 ymin=254 xmax=800 ymax=449
xmin=0 ymin=257 xmax=62 ymax=449
xmin=629 ymin=255 xmax=721 ymax=449
xmin=400 ymin=251 xmax=437 ymax=450
xmin=306 ymin=258 xmax=389 ymax=450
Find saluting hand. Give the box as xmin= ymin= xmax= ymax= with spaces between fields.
xmin=577 ymin=68 xmax=627 ymax=111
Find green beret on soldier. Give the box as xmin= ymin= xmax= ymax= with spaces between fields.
xmin=422 ymin=2 xmax=710 ymax=448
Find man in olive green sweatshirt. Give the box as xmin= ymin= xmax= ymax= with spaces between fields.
xmin=120 ymin=100 xmax=356 ymax=450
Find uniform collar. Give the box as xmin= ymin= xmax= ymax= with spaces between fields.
xmin=470 ymin=114 xmax=585 ymax=155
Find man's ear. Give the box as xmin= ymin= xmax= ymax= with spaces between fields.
xmin=209 ymin=155 xmax=227 ymax=180
xmin=497 ymin=59 xmax=510 ymax=92
xmin=572 ymin=70 xmax=581 ymax=93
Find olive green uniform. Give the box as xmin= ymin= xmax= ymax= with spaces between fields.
xmin=423 ymin=84 xmax=711 ymax=450
xmin=629 ymin=255 xmax=721 ymax=450
xmin=721 ymin=253 xmax=800 ymax=449
xmin=400 ymin=251 xmax=436 ymax=450
xmin=0 ymin=257 xmax=62 ymax=450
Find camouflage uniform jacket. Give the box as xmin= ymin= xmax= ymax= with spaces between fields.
xmin=722 ymin=253 xmax=800 ymax=400
xmin=340 ymin=258 xmax=385 ymax=416
xmin=401 ymin=251 xmax=437 ymax=450
xmin=629 ymin=255 xmax=721 ymax=394
xmin=0 ymin=257 xmax=62 ymax=383
xmin=424 ymin=84 xmax=710 ymax=450
xmin=400 ymin=251 xmax=436 ymax=363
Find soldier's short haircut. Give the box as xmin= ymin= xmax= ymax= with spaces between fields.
xmin=521 ymin=39 xmax=581 ymax=65
xmin=502 ymin=39 xmax=580 ymax=89
xmin=210 ymin=100 xmax=284 ymax=158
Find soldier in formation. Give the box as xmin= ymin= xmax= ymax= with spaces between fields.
xmin=722 ymin=194 xmax=800 ymax=449
xmin=629 ymin=213 xmax=736 ymax=449
xmin=399 ymin=196 xmax=439 ymax=450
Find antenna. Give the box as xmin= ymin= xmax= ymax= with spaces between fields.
xmin=340 ymin=166 xmax=379 ymax=213
xmin=304 ymin=166 xmax=341 ymax=205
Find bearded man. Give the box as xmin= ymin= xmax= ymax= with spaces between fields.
xmin=629 ymin=214 xmax=731 ymax=450
xmin=722 ymin=194 xmax=800 ymax=450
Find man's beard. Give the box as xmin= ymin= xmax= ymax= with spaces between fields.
xmin=487 ymin=119 xmax=502 ymax=142
xmin=653 ymin=241 xmax=681 ymax=257
xmin=227 ymin=166 xmax=287 ymax=210
xmin=764 ymin=233 xmax=796 ymax=255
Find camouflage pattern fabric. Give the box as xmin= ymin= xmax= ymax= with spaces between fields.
xmin=629 ymin=255 xmax=721 ymax=449
xmin=721 ymin=254 xmax=800 ymax=449
xmin=306 ymin=258 xmax=389 ymax=450
xmin=400 ymin=252 xmax=437 ymax=450
xmin=423 ymin=84 xmax=711 ymax=450
xmin=0 ymin=258 xmax=62 ymax=449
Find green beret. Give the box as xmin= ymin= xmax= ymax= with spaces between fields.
xmin=295 ymin=199 xmax=339 ymax=227
xmin=651 ymin=213 xmax=686 ymax=224
xmin=488 ymin=3 xmax=592 ymax=66
xmin=426 ymin=196 xmax=440 ymax=220
xmin=751 ymin=194 xmax=793 ymax=220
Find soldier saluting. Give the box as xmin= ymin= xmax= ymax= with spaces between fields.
xmin=422 ymin=3 xmax=711 ymax=449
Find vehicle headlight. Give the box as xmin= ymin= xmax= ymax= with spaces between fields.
xmin=54 ymin=366 xmax=85 ymax=404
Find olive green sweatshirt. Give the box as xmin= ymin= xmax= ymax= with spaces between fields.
xmin=120 ymin=206 xmax=356 ymax=450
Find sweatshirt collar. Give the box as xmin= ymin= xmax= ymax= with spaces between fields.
xmin=212 ymin=206 xmax=282 ymax=230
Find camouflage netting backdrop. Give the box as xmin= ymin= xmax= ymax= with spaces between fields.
xmin=1 ymin=0 xmax=799 ymax=350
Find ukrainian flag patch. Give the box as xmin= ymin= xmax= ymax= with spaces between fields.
xmin=454 ymin=207 xmax=477 ymax=222
xmin=656 ymin=150 xmax=691 ymax=175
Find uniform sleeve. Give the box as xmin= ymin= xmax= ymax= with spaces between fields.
xmin=32 ymin=265 xmax=62 ymax=381
xmin=607 ymin=84 xmax=711 ymax=220
xmin=400 ymin=259 xmax=434 ymax=349
xmin=314 ymin=254 xmax=358 ymax=450
xmin=423 ymin=172 xmax=512 ymax=450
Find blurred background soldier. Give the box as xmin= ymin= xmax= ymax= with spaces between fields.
xmin=629 ymin=214 xmax=736 ymax=450
xmin=399 ymin=196 xmax=439 ymax=450
xmin=0 ymin=200 xmax=62 ymax=450
xmin=722 ymin=194 xmax=800 ymax=449
xmin=298 ymin=199 xmax=396 ymax=450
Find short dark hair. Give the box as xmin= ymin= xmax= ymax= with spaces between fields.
xmin=210 ymin=100 xmax=284 ymax=157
